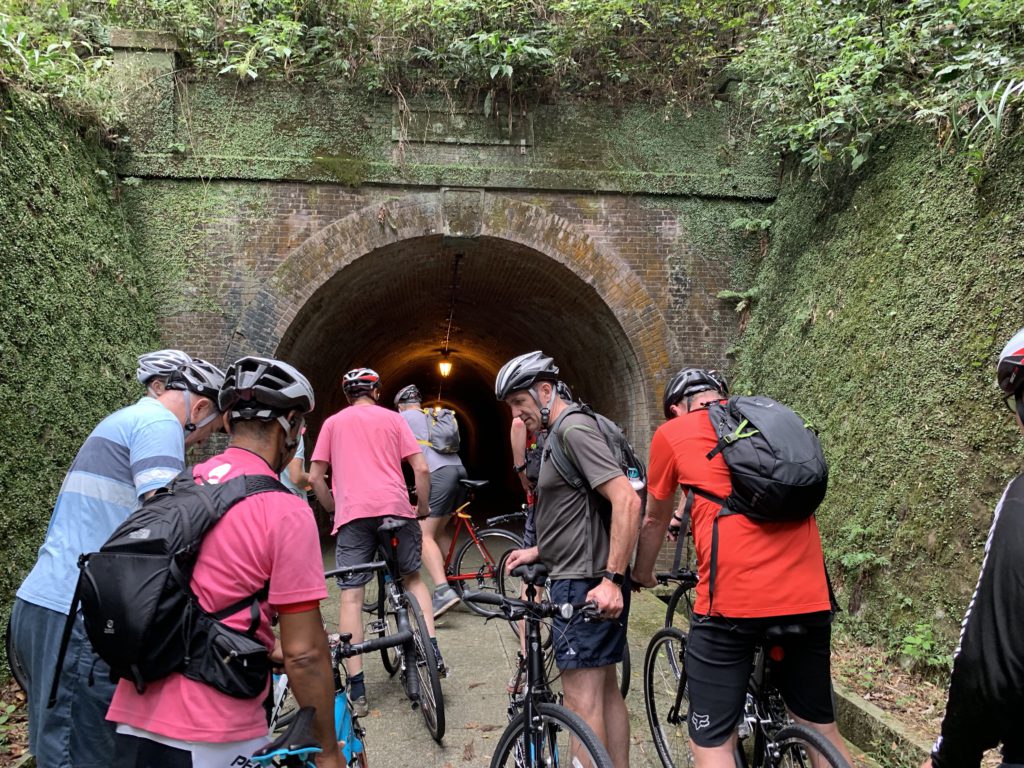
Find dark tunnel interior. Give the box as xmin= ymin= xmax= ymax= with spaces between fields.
xmin=277 ymin=234 xmax=648 ymax=519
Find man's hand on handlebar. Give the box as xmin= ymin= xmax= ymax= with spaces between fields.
xmin=586 ymin=578 xmax=624 ymax=619
xmin=504 ymin=546 xmax=539 ymax=573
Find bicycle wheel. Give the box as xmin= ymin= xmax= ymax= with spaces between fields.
xmin=362 ymin=568 xmax=382 ymax=614
xmin=490 ymin=701 xmax=613 ymax=768
xmin=375 ymin=584 xmax=400 ymax=676
xmin=772 ymin=724 xmax=851 ymax=768
xmin=664 ymin=585 xmax=693 ymax=676
xmin=618 ymin=642 xmax=631 ymax=699
xmin=406 ymin=595 xmax=445 ymax=743
xmin=496 ymin=547 xmax=525 ymax=602
xmin=5 ymin=620 xmax=28 ymax=693
xmin=644 ymin=627 xmax=694 ymax=768
xmin=452 ymin=528 xmax=523 ymax=618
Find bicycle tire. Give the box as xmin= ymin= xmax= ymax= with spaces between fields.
xmin=664 ymin=584 xmax=693 ymax=676
xmin=5 ymin=620 xmax=29 ymax=694
xmin=771 ymin=724 xmax=851 ymax=768
xmin=618 ymin=641 xmax=631 ymax=699
xmin=490 ymin=701 xmax=614 ymax=768
xmin=644 ymin=627 xmax=695 ymax=768
xmin=406 ymin=595 xmax=445 ymax=743
xmin=452 ymin=528 xmax=523 ymax=618
xmin=376 ymin=583 xmax=400 ymax=676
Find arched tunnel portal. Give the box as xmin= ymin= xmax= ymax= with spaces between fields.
xmin=228 ymin=193 xmax=676 ymax=515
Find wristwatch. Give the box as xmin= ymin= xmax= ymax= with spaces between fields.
xmin=513 ymin=462 xmax=527 ymax=473
xmin=603 ymin=570 xmax=625 ymax=586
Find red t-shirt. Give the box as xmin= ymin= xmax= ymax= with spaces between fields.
xmin=648 ymin=404 xmax=832 ymax=618
xmin=107 ymin=447 xmax=328 ymax=742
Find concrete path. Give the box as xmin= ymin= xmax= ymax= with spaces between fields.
xmin=320 ymin=571 xmax=669 ymax=768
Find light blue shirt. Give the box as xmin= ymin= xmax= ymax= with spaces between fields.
xmin=17 ymin=397 xmax=185 ymax=615
xmin=279 ymin=437 xmax=307 ymax=497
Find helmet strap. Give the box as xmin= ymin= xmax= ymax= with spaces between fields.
xmin=530 ymin=384 xmax=557 ymax=428
xmin=182 ymin=389 xmax=196 ymax=433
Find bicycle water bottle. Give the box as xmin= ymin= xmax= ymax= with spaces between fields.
xmin=626 ymin=467 xmax=645 ymax=492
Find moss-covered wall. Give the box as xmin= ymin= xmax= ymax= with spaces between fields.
xmin=0 ymin=90 xmax=159 ymax=669
xmin=731 ymin=129 xmax=1024 ymax=660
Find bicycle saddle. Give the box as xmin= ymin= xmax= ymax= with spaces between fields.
xmin=252 ymin=706 xmax=321 ymax=765
xmin=511 ymin=562 xmax=549 ymax=585
xmin=459 ymin=478 xmax=489 ymax=489
xmin=378 ymin=517 xmax=407 ymax=532
xmin=764 ymin=623 xmax=808 ymax=639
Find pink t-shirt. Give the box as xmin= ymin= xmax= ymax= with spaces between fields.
xmin=310 ymin=403 xmax=420 ymax=532
xmin=107 ymin=446 xmax=328 ymax=742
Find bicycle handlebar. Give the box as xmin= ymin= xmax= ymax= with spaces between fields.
xmin=656 ymin=569 xmax=698 ymax=587
xmin=335 ymin=628 xmax=413 ymax=658
xmin=324 ymin=560 xmax=388 ymax=580
xmin=462 ymin=590 xmax=600 ymax=621
xmin=486 ymin=511 xmax=527 ymax=526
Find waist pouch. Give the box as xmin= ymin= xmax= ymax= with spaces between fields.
xmin=183 ymin=612 xmax=270 ymax=699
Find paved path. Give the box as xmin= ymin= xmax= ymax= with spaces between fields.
xmin=319 ymin=566 xmax=669 ymax=768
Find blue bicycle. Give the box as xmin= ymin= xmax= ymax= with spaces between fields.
xmin=258 ymin=560 xmax=411 ymax=768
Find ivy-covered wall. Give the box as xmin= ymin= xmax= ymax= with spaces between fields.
xmin=731 ymin=130 xmax=1024 ymax=663
xmin=0 ymin=90 xmax=159 ymax=668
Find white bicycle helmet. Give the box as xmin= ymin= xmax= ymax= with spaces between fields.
xmin=394 ymin=384 xmax=422 ymax=406
xmin=136 ymin=349 xmax=192 ymax=385
xmin=997 ymin=328 xmax=1024 ymax=395
xmin=342 ymin=368 xmax=381 ymax=399
xmin=220 ymin=356 xmax=315 ymax=418
xmin=165 ymin=359 xmax=227 ymax=434
xmin=494 ymin=351 xmax=559 ymax=401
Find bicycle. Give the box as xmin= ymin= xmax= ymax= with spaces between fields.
xmin=644 ymin=622 xmax=851 ymax=768
xmin=264 ymin=560 xmax=405 ymax=768
xmin=464 ymin=563 xmax=615 ymax=768
xmin=653 ymin=568 xmax=698 ymax=677
xmin=367 ymin=516 xmax=446 ymax=743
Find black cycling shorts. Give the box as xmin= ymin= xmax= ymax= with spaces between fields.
xmin=685 ymin=612 xmax=835 ymax=748
xmin=335 ymin=516 xmax=422 ymax=588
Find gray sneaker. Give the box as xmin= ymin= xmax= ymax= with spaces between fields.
xmin=349 ymin=695 xmax=369 ymax=718
xmin=432 ymin=586 xmax=460 ymax=618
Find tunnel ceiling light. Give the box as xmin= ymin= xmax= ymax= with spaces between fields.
xmin=439 ymin=354 xmax=453 ymax=378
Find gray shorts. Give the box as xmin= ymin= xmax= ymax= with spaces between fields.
xmin=428 ymin=465 xmax=468 ymax=517
xmin=11 ymin=597 xmax=118 ymax=768
xmin=335 ymin=516 xmax=422 ymax=588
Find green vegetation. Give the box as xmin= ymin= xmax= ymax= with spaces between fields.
xmin=730 ymin=127 xmax=1024 ymax=668
xmin=3 ymin=1 xmax=1023 ymax=174
xmin=0 ymin=89 xmax=158 ymax=668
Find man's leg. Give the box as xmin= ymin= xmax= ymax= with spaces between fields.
xmin=338 ymin=585 xmax=366 ymax=677
xmin=562 ymin=665 xmax=630 ymax=768
xmin=335 ymin=519 xmax=376 ymax=679
xmin=419 ymin=514 xmax=452 ymax=588
xmin=404 ymin=571 xmax=436 ymax=636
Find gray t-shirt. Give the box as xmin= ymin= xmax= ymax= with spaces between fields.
xmin=535 ymin=411 xmax=623 ymax=580
xmin=400 ymin=408 xmax=463 ymax=473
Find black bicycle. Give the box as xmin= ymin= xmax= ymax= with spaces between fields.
xmin=653 ymin=568 xmax=698 ymax=677
xmin=465 ymin=563 xmax=614 ymax=768
xmin=368 ymin=516 xmax=445 ymax=743
xmin=644 ymin=623 xmax=851 ymax=768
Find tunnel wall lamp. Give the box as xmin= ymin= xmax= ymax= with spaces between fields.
xmin=439 ymin=353 xmax=452 ymax=378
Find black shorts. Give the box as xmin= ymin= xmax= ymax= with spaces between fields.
xmin=335 ymin=516 xmax=422 ymax=589
xmin=549 ymin=576 xmax=631 ymax=670
xmin=685 ymin=612 xmax=836 ymax=748
xmin=428 ymin=465 xmax=467 ymax=517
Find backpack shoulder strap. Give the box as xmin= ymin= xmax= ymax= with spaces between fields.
xmin=243 ymin=474 xmax=290 ymax=496
xmin=546 ymin=405 xmax=590 ymax=490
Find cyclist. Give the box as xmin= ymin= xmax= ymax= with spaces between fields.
xmin=497 ymin=352 xmax=641 ymax=768
xmin=633 ymin=367 xmax=855 ymax=768
xmin=394 ymin=384 xmax=467 ymax=618
xmin=309 ymin=368 xmax=445 ymax=717
xmin=923 ymin=328 xmax=1024 ymax=768
xmin=136 ymin=348 xmax=192 ymax=397
xmin=10 ymin=358 xmax=225 ymax=768
xmin=279 ymin=425 xmax=311 ymax=498
xmin=106 ymin=356 xmax=342 ymax=768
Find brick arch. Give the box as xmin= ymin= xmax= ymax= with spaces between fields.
xmin=227 ymin=191 xmax=676 ymax=447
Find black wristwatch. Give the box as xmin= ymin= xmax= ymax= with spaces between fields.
xmin=603 ymin=570 xmax=625 ymax=586
xmin=513 ymin=462 xmax=527 ymax=473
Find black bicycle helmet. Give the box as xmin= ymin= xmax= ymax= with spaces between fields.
xmin=494 ymin=351 xmax=560 ymax=401
xmin=342 ymin=367 xmax=381 ymax=399
xmin=998 ymin=328 xmax=1024 ymax=395
xmin=663 ymin=367 xmax=729 ymax=418
xmin=165 ymin=359 xmax=226 ymax=401
xmin=136 ymin=349 xmax=192 ymax=385
xmin=219 ymin=356 xmax=315 ymax=420
xmin=394 ymin=384 xmax=422 ymax=406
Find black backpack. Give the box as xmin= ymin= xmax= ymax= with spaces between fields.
xmin=691 ymin=395 xmax=829 ymax=611
xmin=545 ymin=403 xmax=647 ymax=528
xmin=49 ymin=471 xmax=288 ymax=706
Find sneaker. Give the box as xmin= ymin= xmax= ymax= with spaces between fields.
xmin=431 ymin=587 xmax=460 ymax=618
xmin=349 ymin=695 xmax=369 ymax=718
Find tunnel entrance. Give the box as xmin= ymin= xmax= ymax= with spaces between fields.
xmin=276 ymin=233 xmax=645 ymax=514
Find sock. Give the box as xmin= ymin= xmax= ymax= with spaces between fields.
xmin=434 ymin=583 xmax=449 ymax=595
xmin=348 ymin=671 xmax=365 ymax=700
